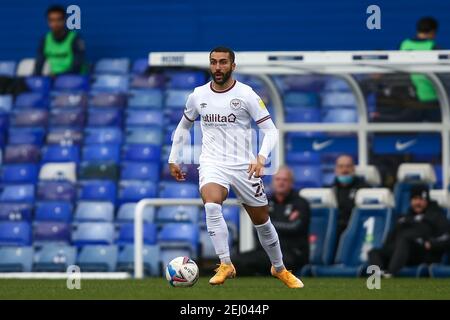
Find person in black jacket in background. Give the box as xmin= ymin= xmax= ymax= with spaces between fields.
xmin=332 ymin=155 xmax=369 ymax=238
xmin=232 ymin=166 xmax=310 ymax=275
xmin=368 ymin=184 xmax=450 ymax=277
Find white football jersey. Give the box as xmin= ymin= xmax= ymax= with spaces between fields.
xmin=183 ymin=80 xmax=271 ymax=169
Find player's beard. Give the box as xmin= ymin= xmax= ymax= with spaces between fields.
xmin=211 ymin=69 xmax=233 ymax=86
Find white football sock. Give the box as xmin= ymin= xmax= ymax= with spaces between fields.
xmin=205 ymin=202 xmax=231 ymax=265
xmin=255 ymin=218 xmax=285 ymax=272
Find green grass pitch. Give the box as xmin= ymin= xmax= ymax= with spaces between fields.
xmin=0 ymin=277 xmax=450 ymax=299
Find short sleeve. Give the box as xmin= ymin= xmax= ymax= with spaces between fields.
xmin=245 ymin=90 xmax=271 ymax=125
xmin=183 ymin=93 xmax=199 ymax=122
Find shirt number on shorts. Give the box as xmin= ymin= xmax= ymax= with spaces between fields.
xmin=252 ymin=180 xmax=265 ymax=198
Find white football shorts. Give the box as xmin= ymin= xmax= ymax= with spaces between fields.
xmin=198 ymin=164 xmax=268 ymax=207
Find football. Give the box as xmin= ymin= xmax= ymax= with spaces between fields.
xmin=165 ymin=256 xmax=199 ymax=287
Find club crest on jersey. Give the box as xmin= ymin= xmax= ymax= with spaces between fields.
xmin=230 ymin=98 xmax=242 ymax=110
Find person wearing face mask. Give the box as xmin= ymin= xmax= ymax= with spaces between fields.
xmin=332 ymin=155 xmax=369 ymax=238
xmin=368 ymin=184 xmax=450 ymax=277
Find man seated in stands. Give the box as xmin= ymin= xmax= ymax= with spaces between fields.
xmin=232 ymin=166 xmax=310 ymax=275
xmin=34 ymin=5 xmax=86 ymax=76
xmin=368 ymin=184 xmax=450 ymax=277
xmin=332 ymin=155 xmax=369 ymax=238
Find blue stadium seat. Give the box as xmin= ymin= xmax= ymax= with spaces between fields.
xmin=322 ymin=108 xmax=357 ymax=123
xmin=274 ymin=74 xmax=325 ymax=92
xmin=159 ymin=181 xmax=199 ymax=198
xmin=8 ymin=127 xmax=46 ymax=145
xmin=394 ymin=164 xmax=436 ymax=215
xmin=77 ymin=245 xmax=118 ymax=272
xmin=78 ymin=161 xmax=118 ymax=180
xmin=122 ymin=144 xmax=161 ymax=162
xmin=298 ymin=189 xmax=338 ymax=276
xmin=323 ymin=77 xmax=352 ymax=92
xmin=222 ymin=205 xmax=240 ymax=241
xmin=116 ymin=222 xmax=157 ymax=245
xmin=49 ymin=108 xmax=85 ymax=127
xmin=0 ymin=221 xmax=32 ymax=245
xmin=285 ymin=107 xmax=321 ymax=123
xmin=120 ymin=162 xmax=160 ymax=182
xmin=53 ymin=75 xmax=89 ymax=92
xmin=78 ymin=180 xmax=117 ymax=202
xmin=165 ymin=108 xmax=184 ymax=125
xmin=84 ymin=127 xmax=123 ymax=144
xmin=118 ymin=181 xmax=157 ymax=204
xmin=37 ymin=181 xmax=76 ymax=202
xmin=0 ymin=113 xmax=8 ymax=132
xmin=0 ymin=184 xmax=35 ymax=203
xmin=0 ymin=203 xmax=33 ymax=222
xmin=130 ymin=74 xmax=166 ymax=89
xmin=72 ymin=222 xmax=115 ymax=247
xmin=131 ymin=58 xmax=148 ymax=74
xmin=83 ymin=144 xmax=120 ymax=162
xmin=0 ymin=61 xmax=16 ymax=76
xmin=15 ymin=92 xmax=49 ymax=109
xmin=156 ymin=206 xmax=200 ymax=224
xmin=0 ymin=94 xmax=13 ymax=112
xmin=116 ymin=203 xmax=155 ymax=223
xmin=33 ymin=222 xmax=71 ymax=243
xmin=125 ymin=127 xmax=162 ymax=145
xmin=128 ymin=89 xmax=163 ymax=109
xmin=95 ymin=58 xmax=130 ymax=75
xmin=10 ymin=109 xmax=48 ymax=127
xmin=89 ymin=93 xmax=127 ymax=108
xmin=35 ymin=201 xmax=72 ymax=222
xmin=4 ymin=145 xmax=40 ymax=163
xmin=33 ymin=244 xmax=77 ymax=271
xmin=125 ymin=110 xmax=164 ymax=127
xmin=41 ymin=145 xmax=80 ymax=163
xmin=117 ymin=244 xmax=160 ymax=276
xmin=87 ymin=108 xmax=122 ymax=127
xmin=289 ymin=165 xmax=322 ymax=189
xmin=311 ymin=189 xmax=393 ymax=277
xmin=321 ymin=92 xmax=356 ymax=108
xmin=167 ymin=71 xmax=206 ymax=89
xmin=283 ymin=91 xmax=320 ymax=108
xmin=46 ymin=128 xmax=83 ymax=145
xmin=158 ymin=223 xmax=200 ymax=265
xmin=74 ymin=201 xmax=114 ymax=222
xmin=25 ymin=76 xmax=51 ymax=93
xmin=50 ymin=92 xmax=88 ymax=109
xmin=285 ymin=150 xmax=320 ymax=164
xmin=0 ymin=164 xmax=38 ymax=183
xmin=165 ymin=90 xmax=191 ymax=109
xmin=0 ymin=246 xmax=33 ymax=272
xmin=91 ymin=75 xmax=129 ymax=92
xmin=429 ymin=255 xmax=450 ymax=278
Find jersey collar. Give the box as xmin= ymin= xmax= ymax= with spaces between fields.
xmin=210 ymin=80 xmax=236 ymax=93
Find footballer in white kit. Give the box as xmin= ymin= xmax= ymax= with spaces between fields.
xmin=168 ymin=47 xmax=304 ymax=288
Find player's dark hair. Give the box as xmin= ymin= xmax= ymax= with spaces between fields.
xmin=46 ymin=5 xmax=66 ymax=18
xmin=210 ymin=46 xmax=235 ymax=63
xmin=417 ymin=17 xmax=438 ymax=33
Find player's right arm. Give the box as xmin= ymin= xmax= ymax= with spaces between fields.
xmin=168 ymin=93 xmax=199 ymax=181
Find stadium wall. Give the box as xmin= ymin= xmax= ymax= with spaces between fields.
xmin=0 ymin=0 xmax=449 ymax=61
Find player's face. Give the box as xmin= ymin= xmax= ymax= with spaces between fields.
xmin=411 ymin=197 xmax=428 ymax=214
xmin=48 ymin=12 xmax=65 ymax=34
xmin=209 ymin=52 xmax=235 ymax=85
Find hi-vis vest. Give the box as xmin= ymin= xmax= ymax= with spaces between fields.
xmin=44 ymin=31 xmax=76 ymax=75
xmin=400 ymin=38 xmax=437 ymax=102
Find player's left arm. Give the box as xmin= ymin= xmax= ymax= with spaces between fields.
xmin=246 ymin=91 xmax=279 ymax=179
